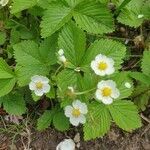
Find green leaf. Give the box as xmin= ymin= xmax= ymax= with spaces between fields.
xmin=0 ymin=59 xmax=16 ymax=97
xmin=39 ymin=34 xmax=58 ymax=65
xmin=57 ymin=69 xmax=78 ymax=93
xmin=11 ymin=0 xmax=38 ymax=14
xmin=77 ymin=72 xmax=98 ymax=102
xmin=37 ymin=0 xmax=56 ymax=9
xmin=0 ymin=78 xmax=16 ymax=97
xmin=0 ymin=58 xmax=15 ymax=78
xmin=58 ymin=22 xmax=86 ymax=66
xmin=115 ymin=0 xmax=132 ymax=16
xmin=142 ymin=0 xmax=150 ymax=20
xmin=41 ymin=3 xmax=73 ymax=38
xmin=2 ymin=93 xmax=26 ymax=115
xmin=84 ymin=102 xmax=111 ymax=140
xmin=133 ymin=84 xmax=150 ymax=111
xmin=0 ymin=31 xmax=6 ymax=45
xmin=129 ymin=72 xmax=150 ymax=85
xmin=81 ymin=39 xmax=126 ymax=72
xmin=108 ymin=100 xmax=142 ymax=131
xmin=65 ymin=0 xmax=84 ymax=7
xmin=14 ymin=40 xmax=56 ymax=86
xmin=53 ymin=111 xmax=70 ymax=131
xmin=37 ymin=110 xmax=54 ymax=131
xmin=112 ymin=72 xmax=133 ymax=99
xmin=73 ymin=0 xmax=114 ymax=35
xmin=15 ymin=65 xmax=49 ymax=87
xmin=141 ymin=50 xmax=150 ymax=76
xmin=117 ymin=0 xmax=144 ymax=27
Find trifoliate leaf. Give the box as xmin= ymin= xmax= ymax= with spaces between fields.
xmin=81 ymin=39 xmax=126 ymax=72
xmin=84 ymin=102 xmax=111 ymax=140
xmin=141 ymin=50 xmax=150 ymax=76
xmin=2 ymin=93 xmax=26 ymax=115
xmin=117 ymin=0 xmax=144 ymax=27
xmin=41 ymin=2 xmax=73 ymax=38
xmin=37 ymin=110 xmax=54 ymax=131
xmin=108 ymin=100 xmax=142 ymax=131
xmin=53 ymin=111 xmax=70 ymax=131
xmin=11 ymin=0 xmax=38 ymax=14
xmin=58 ymin=22 xmax=86 ymax=66
xmin=73 ymin=0 xmax=114 ymax=35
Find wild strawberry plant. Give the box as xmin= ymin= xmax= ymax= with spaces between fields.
xmin=0 ymin=0 xmax=150 ymax=141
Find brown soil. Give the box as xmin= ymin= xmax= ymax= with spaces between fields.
xmin=0 ymin=122 xmax=150 ymax=150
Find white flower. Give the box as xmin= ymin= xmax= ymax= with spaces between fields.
xmin=0 ymin=0 xmax=9 ymax=6
xmin=91 ymin=54 xmax=115 ymax=76
xmin=124 ymin=82 xmax=131 ymax=89
xmin=29 ymin=75 xmax=50 ymax=96
xmin=95 ymin=80 xmax=120 ymax=105
xmin=65 ymin=100 xmax=88 ymax=126
xmin=138 ymin=14 xmax=144 ymax=19
xmin=58 ymin=49 xmax=67 ymax=64
xmin=56 ymin=139 xmax=75 ymax=150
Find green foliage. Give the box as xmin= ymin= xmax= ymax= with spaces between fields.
xmin=82 ymin=39 xmax=126 ymax=71
xmin=58 ymin=22 xmax=86 ymax=66
xmin=84 ymin=102 xmax=111 ymax=140
xmin=53 ymin=111 xmax=70 ymax=131
xmin=132 ymin=84 xmax=150 ymax=111
xmin=41 ymin=0 xmax=114 ymax=38
xmin=41 ymin=2 xmax=73 ymax=38
xmin=0 ymin=0 xmax=147 ymax=141
xmin=0 ymin=93 xmax=26 ymax=115
xmin=108 ymin=100 xmax=142 ymax=131
xmin=112 ymin=72 xmax=133 ymax=99
xmin=73 ymin=0 xmax=114 ymax=35
xmin=0 ymin=59 xmax=16 ymax=97
xmin=13 ymin=35 xmax=57 ymax=86
xmin=117 ymin=0 xmax=144 ymax=27
xmin=141 ymin=50 xmax=150 ymax=76
xmin=0 ymin=31 xmax=6 ymax=45
xmin=37 ymin=110 xmax=54 ymax=131
xmin=11 ymin=0 xmax=38 ymax=14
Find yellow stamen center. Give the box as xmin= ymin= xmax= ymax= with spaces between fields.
xmin=98 ymin=62 xmax=107 ymax=70
xmin=36 ymin=82 xmax=43 ymax=89
xmin=72 ymin=108 xmax=81 ymax=117
xmin=102 ymin=87 xmax=112 ymax=97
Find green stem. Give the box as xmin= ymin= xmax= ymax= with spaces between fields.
xmin=75 ymin=88 xmax=96 ymax=95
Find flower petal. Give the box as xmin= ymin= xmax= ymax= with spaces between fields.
xmin=72 ymin=100 xmax=82 ymax=109
xmin=34 ymin=90 xmax=44 ymax=97
xmin=79 ymin=103 xmax=88 ymax=114
xmin=78 ymin=115 xmax=86 ymax=124
xmin=101 ymin=97 xmax=113 ymax=105
xmin=29 ymin=81 xmax=36 ymax=90
xmin=65 ymin=106 xmax=73 ymax=117
xmin=70 ymin=117 xmax=80 ymax=126
xmin=42 ymin=83 xmax=50 ymax=93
